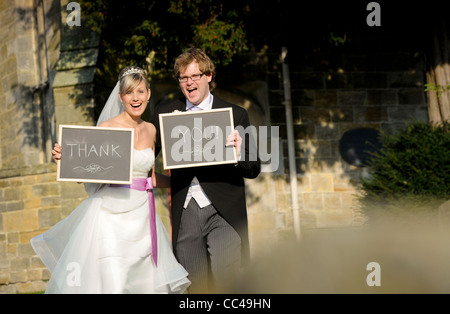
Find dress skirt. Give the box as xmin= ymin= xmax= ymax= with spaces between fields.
xmin=31 ymin=184 xmax=190 ymax=294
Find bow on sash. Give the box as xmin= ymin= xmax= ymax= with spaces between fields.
xmin=112 ymin=178 xmax=158 ymax=267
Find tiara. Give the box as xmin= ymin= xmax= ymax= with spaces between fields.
xmin=121 ymin=67 xmax=144 ymax=78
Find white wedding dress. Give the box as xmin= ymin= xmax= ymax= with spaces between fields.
xmin=31 ymin=148 xmax=190 ymax=294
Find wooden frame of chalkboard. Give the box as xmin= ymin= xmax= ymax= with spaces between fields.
xmin=57 ymin=125 xmax=134 ymax=184
xmin=159 ymin=108 xmax=237 ymax=169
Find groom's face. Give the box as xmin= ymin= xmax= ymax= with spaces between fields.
xmin=178 ymin=61 xmax=212 ymax=105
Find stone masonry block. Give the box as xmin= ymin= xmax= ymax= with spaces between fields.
xmin=354 ymin=106 xmax=388 ymax=123
xmin=310 ymin=174 xmax=333 ymax=192
xmin=18 ymin=242 xmax=34 ymax=258
xmin=398 ymin=88 xmax=425 ymax=105
xmin=5 ymin=201 xmax=24 ymax=212
xmin=57 ymin=49 xmax=99 ymax=71
xmin=60 ymin=181 xmax=88 ymax=198
xmin=2 ymin=210 xmax=39 ymax=232
xmin=352 ymin=72 xmax=388 ymax=89
xmin=315 ymin=90 xmax=337 ymax=107
xmin=300 ymin=106 xmax=331 ymax=123
xmin=0 ymin=270 xmax=11 ymax=285
xmin=30 ymin=256 xmax=45 ymax=269
xmin=3 ymin=187 xmax=20 ymax=202
xmin=330 ymin=107 xmax=354 ymax=123
xmin=315 ymin=209 xmax=355 ymax=228
xmin=323 ymin=193 xmax=342 ymax=209
xmin=388 ymin=71 xmax=424 ymax=88
xmin=24 ymin=198 xmax=41 ymax=210
xmin=248 ymin=212 xmax=283 ymax=232
xmin=32 ymin=183 xmax=59 ymax=197
xmin=325 ymin=72 xmax=353 ymax=89
xmin=338 ymin=91 xmax=367 ymax=106
xmin=302 ymin=193 xmax=324 ymax=210
xmin=10 ymin=257 xmax=29 ymax=272
xmin=293 ymin=72 xmax=324 ymax=89
xmin=53 ymin=68 xmax=96 ymax=87
xmin=315 ymin=124 xmax=340 ymax=140
xmin=367 ymin=90 xmax=397 ymax=105
xmin=38 ymin=207 xmax=61 ymax=228
xmin=20 ymin=230 xmax=42 ymax=244
xmin=388 ymin=105 xmax=422 ymax=122
xmin=41 ymin=196 xmax=61 ymax=207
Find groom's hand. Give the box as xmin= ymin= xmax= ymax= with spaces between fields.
xmin=226 ymin=130 xmax=242 ymax=160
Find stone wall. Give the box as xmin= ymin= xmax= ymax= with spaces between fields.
xmin=268 ymin=50 xmax=428 ymax=231
xmin=0 ymin=0 xmax=61 ymax=293
xmin=0 ymin=0 xmax=98 ymax=293
xmin=0 ymin=165 xmax=88 ymax=293
xmin=0 ymin=0 xmax=59 ymax=169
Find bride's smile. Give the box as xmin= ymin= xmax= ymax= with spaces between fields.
xmin=120 ymin=80 xmax=150 ymax=116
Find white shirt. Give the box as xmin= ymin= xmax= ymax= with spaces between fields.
xmin=186 ymin=93 xmax=213 ymax=111
xmin=183 ymin=93 xmax=214 ymax=208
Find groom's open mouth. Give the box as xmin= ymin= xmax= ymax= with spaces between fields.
xmin=187 ymin=87 xmax=197 ymax=95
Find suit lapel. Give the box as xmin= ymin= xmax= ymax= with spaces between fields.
xmin=211 ymin=94 xmax=227 ymax=109
xmin=167 ymin=98 xmax=186 ymax=112
xmin=210 ymin=94 xmax=240 ymax=127
xmin=178 ymin=98 xmax=187 ymax=111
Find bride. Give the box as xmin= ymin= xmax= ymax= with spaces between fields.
xmin=31 ymin=66 xmax=190 ymax=294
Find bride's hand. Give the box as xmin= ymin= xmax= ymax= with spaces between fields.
xmin=51 ymin=143 xmax=62 ymax=162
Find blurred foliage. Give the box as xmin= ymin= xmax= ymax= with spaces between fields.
xmin=358 ymin=121 xmax=450 ymax=220
xmin=79 ymin=0 xmax=249 ymax=73
xmin=425 ymin=83 xmax=450 ymax=97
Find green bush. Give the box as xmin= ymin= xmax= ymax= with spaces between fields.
xmin=358 ymin=121 xmax=450 ymax=220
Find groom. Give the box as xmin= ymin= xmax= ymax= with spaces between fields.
xmin=151 ymin=48 xmax=261 ymax=293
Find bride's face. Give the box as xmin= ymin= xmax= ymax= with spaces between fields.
xmin=119 ymin=80 xmax=151 ymax=118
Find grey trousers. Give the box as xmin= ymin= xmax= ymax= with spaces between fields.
xmin=176 ymin=198 xmax=242 ymax=293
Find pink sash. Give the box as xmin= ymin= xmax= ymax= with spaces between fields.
xmin=112 ymin=178 xmax=158 ymax=267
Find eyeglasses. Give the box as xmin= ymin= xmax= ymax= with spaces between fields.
xmin=178 ymin=73 xmax=205 ymax=83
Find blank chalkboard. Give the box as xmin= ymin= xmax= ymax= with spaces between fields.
xmin=159 ymin=108 xmax=237 ymax=169
xmin=57 ymin=125 xmax=134 ymax=184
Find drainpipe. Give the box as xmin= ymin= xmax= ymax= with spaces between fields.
xmin=281 ymin=47 xmax=301 ymax=241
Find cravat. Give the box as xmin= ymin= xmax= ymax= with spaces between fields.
xmin=188 ymin=105 xmax=202 ymax=111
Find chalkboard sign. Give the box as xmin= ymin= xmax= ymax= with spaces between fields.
xmin=57 ymin=125 xmax=134 ymax=184
xmin=159 ymin=108 xmax=237 ymax=169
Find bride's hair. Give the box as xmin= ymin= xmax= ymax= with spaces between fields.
xmin=118 ymin=66 xmax=150 ymax=95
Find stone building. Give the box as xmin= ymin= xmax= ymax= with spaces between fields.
xmin=0 ymin=1 xmax=428 ymax=293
